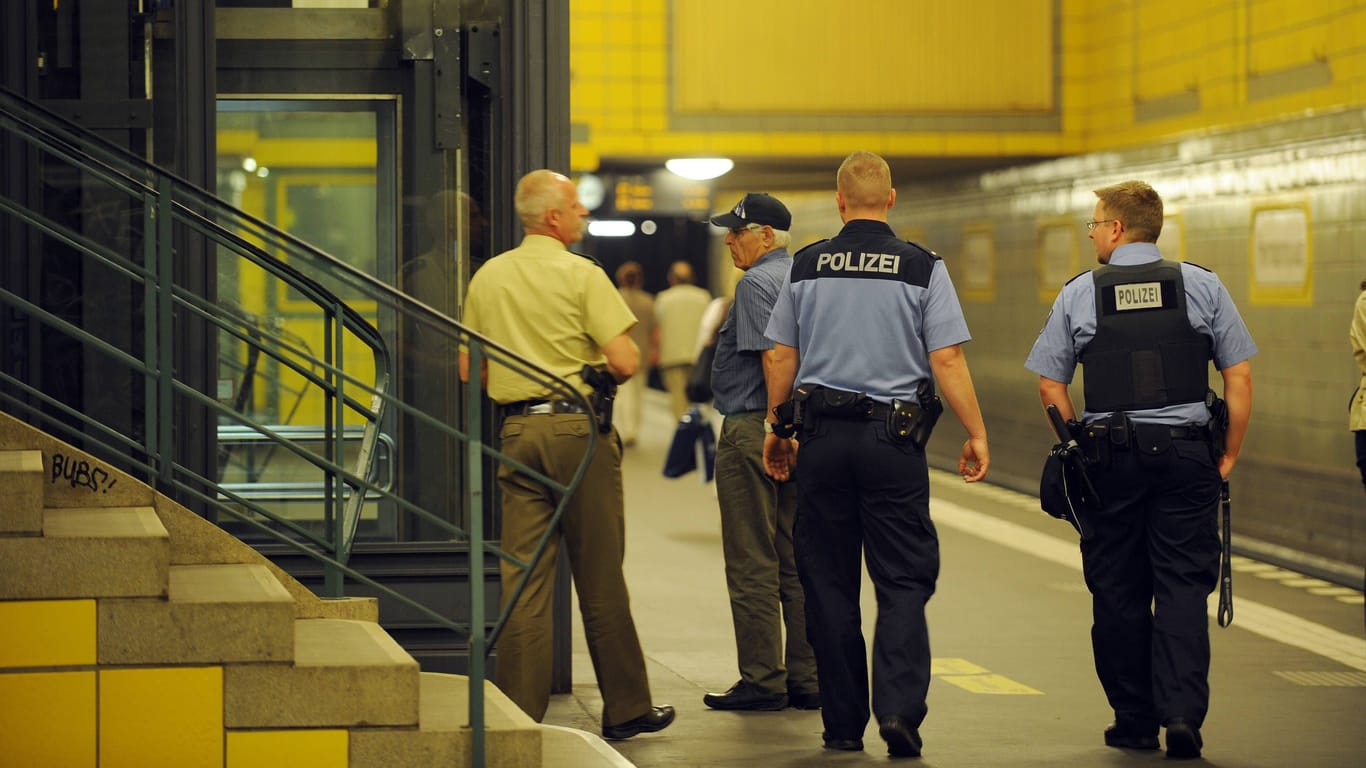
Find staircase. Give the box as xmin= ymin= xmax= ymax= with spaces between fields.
xmin=0 ymin=411 xmax=542 ymax=768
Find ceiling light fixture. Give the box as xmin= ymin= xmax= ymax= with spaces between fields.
xmin=665 ymin=157 xmax=734 ymax=181
xmin=587 ymin=220 xmax=636 ymax=238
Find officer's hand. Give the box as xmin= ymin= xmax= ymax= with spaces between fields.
xmin=958 ymin=437 xmax=989 ymax=483
xmin=1217 ymin=453 xmax=1237 ymax=479
xmin=763 ymin=433 xmax=794 ymax=481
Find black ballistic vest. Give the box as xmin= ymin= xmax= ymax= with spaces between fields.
xmin=1081 ymin=260 xmax=1211 ymax=412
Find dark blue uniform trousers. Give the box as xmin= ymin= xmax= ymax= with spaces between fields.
xmin=794 ymin=418 xmax=939 ymax=741
xmin=1080 ymin=436 xmax=1221 ymax=730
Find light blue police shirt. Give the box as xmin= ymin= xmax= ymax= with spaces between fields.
xmin=1024 ymin=242 xmax=1258 ymax=425
xmin=764 ymin=219 xmax=971 ymax=403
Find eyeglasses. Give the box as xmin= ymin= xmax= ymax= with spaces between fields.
xmin=1084 ymin=219 xmax=1118 ymax=232
xmin=729 ymin=224 xmax=761 ymax=236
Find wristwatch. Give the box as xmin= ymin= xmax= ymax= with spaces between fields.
xmin=763 ymin=420 xmax=776 ymax=434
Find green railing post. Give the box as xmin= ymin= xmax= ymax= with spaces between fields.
xmin=324 ymin=306 xmax=344 ymax=598
xmin=466 ymin=340 xmax=486 ymax=767
xmin=155 ymin=177 xmax=175 ymax=487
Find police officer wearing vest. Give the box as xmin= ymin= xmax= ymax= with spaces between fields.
xmin=762 ymin=151 xmax=990 ymax=758
xmin=1025 ymin=180 xmax=1255 ymax=760
xmin=460 ymin=169 xmax=674 ymax=741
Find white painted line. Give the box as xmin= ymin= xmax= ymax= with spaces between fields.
xmin=929 ymin=485 xmax=1366 ymax=674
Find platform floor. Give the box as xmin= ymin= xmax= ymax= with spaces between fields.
xmin=540 ymin=391 xmax=1366 ymax=767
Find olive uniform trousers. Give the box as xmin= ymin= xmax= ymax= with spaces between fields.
xmin=494 ymin=412 xmax=652 ymax=727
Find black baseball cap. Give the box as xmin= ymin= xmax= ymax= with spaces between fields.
xmin=709 ymin=192 xmax=791 ymax=231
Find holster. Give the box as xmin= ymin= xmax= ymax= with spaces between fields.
xmin=1206 ymin=388 xmax=1229 ymax=458
xmin=581 ymin=365 xmax=616 ymax=434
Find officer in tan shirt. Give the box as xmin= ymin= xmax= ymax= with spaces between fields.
xmin=460 ymin=169 xmax=674 ymax=740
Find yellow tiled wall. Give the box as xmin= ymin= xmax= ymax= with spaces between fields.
xmin=0 ymin=599 xmax=96 ymax=667
xmin=570 ymin=0 xmax=1366 ymax=169
xmin=100 ymin=667 xmax=225 ymax=768
xmin=0 ymin=670 xmax=97 ymax=767
xmin=228 ymin=729 xmax=349 ymax=768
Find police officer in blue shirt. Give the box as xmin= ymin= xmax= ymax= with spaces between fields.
xmin=762 ymin=151 xmax=990 ymax=758
xmin=1025 ymin=180 xmax=1255 ymax=760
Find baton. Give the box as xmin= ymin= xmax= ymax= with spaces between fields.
xmin=1217 ymin=480 xmax=1234 ymax=627
xmin=1045 ymin=404 xmax=1101 ymax=505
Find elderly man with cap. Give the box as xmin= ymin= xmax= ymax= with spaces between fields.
xmin=700 ymin=193 xmax=820 ymax=713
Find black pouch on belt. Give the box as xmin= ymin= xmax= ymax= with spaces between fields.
xmin=1131 ymin=422 xmax=1172 ymax=455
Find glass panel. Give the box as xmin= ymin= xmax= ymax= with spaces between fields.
xmin=214 ymin=100 xmax=396 ymax=541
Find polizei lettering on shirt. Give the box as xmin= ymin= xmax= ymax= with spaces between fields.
xmin=1113 ymin=281 xmax=1163 ymax=311
xmin=815 ymin=251 xmax=902 ymax=274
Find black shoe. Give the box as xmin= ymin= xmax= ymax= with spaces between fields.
xmin=879 ymin=715 xmax=923 ymax=758
xmin=822 ymin=735 xmax=863 ymax=751
xmin=602 ymin=706 xmax=676 ymax=740
xmin=1165 ymin=719 xmax=1203 ymax=759
xmin=1104 ymin=721 xmax=1159 ymax=750
xmin=702 ymin=680 xmax=787 ymax=711
xmin=787 ymin=689 xmax=822 ymax=710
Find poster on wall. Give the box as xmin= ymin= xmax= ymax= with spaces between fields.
xmin=1038 ymin=221 xmax=1077 ymax=303
xmin=958 ymin=224 xmax=995 ymax=302
xmin=1249 ymin=203 xmax=1312 ymax=306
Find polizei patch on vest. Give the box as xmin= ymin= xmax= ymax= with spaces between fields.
xmin=1113 ymin=281 xmax=1164 ymax=310
xmin=815 ymin=251 xmax=901 ymax=273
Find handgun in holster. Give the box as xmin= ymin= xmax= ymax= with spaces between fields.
xmin=581 ymin=365 xmax=616 ymax=434
xmin=1206 ymin=388 xmax=1229 ymax=458
xmin=772 ymin=384 xmax=814 ymax=438
xmin=898 ymin=380 xmax=943 ymax=450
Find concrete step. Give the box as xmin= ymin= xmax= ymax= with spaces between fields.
xmin=350 ymin=672 xmax=542 ymax=768
xmin=0 ymin=506 xmax=169 ymax=599
xmin=224 ymin=618 xmax=420 ymax=728
xmin=99 ymin=563 xmax=296 ymax=664
xmin=0 ymin=449 xmax=43 ymax=534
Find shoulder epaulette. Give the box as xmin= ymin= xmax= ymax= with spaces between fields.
xmin=1064 ymin=270 xmax=1090 ymax=286
xmin=792 ymin=238 xmax=832 ymax=260
xmin=904 ymin=240 xmax=940 ymax=260
xmin=572 ymin=251 xmax=607 ymax=271
xmin=1180 ymin=260 xmax=1213 ymax=273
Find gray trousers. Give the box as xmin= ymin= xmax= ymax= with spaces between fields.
xmin=715 ymin=410 xmax=818 ymax=695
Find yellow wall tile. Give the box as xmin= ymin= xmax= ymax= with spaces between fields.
xmin=227 ymin=730 xmax=348 ymax=768
xmin=0 ymin=671 xmax=96 ymax=767
xmin=100 ymin=667 xmax=224 ymax=768
xmin=0 ymin=599 xmax=96 ymax=668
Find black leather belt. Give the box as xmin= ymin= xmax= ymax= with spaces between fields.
xmin=499 ymin=400 xmax=587 ymax=418
xmin=1167 ymin=426 xmax=1210 ymax=441
xmin=1082 ymin=422 xmax=1210 ymax=442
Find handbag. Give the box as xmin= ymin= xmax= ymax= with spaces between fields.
xmin=663 ymin=406 xmax=716 ymax=480
xmin=684 ymin=343 xmax=717 ymax=403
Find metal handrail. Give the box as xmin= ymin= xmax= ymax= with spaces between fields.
xmin=0 ymin=86 xmax=596 ymax=764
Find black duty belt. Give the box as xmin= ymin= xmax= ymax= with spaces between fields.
xmin=499 ymin=400 xmax=587 ymax=418
xmin=1166 ymin=426 xmax=1211 ymax=441
xmin=1083 ymin=422 xmax=1210 ymax=442
xmin=807 ymin=396 xmax=894 ymax=421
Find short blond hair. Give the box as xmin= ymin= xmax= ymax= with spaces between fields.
xmin=837 ymin=151 xmax=892 ymax=209
xmin=1094 ymin=181 xmax=1163 ymax=243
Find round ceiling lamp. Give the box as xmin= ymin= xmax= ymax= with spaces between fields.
xmin=665 ymin=157 xmax=734 ymax=181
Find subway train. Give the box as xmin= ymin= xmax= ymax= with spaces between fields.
xmin=719 ymin=107 xmax=1366 ymax=584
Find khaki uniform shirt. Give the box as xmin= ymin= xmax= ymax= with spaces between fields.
xmin=463 ymin=234 xmax=636 ymax=403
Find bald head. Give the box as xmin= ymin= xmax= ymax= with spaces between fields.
xmin=514 ymin=169 xmax=586 ymax=245
xmin=668 ymin=261 xmax=694 ymax=286
xmin=514 ymin=170 xmax=571 ymax=232
xmin=836 ymin=151 xmax=894 ymax=221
